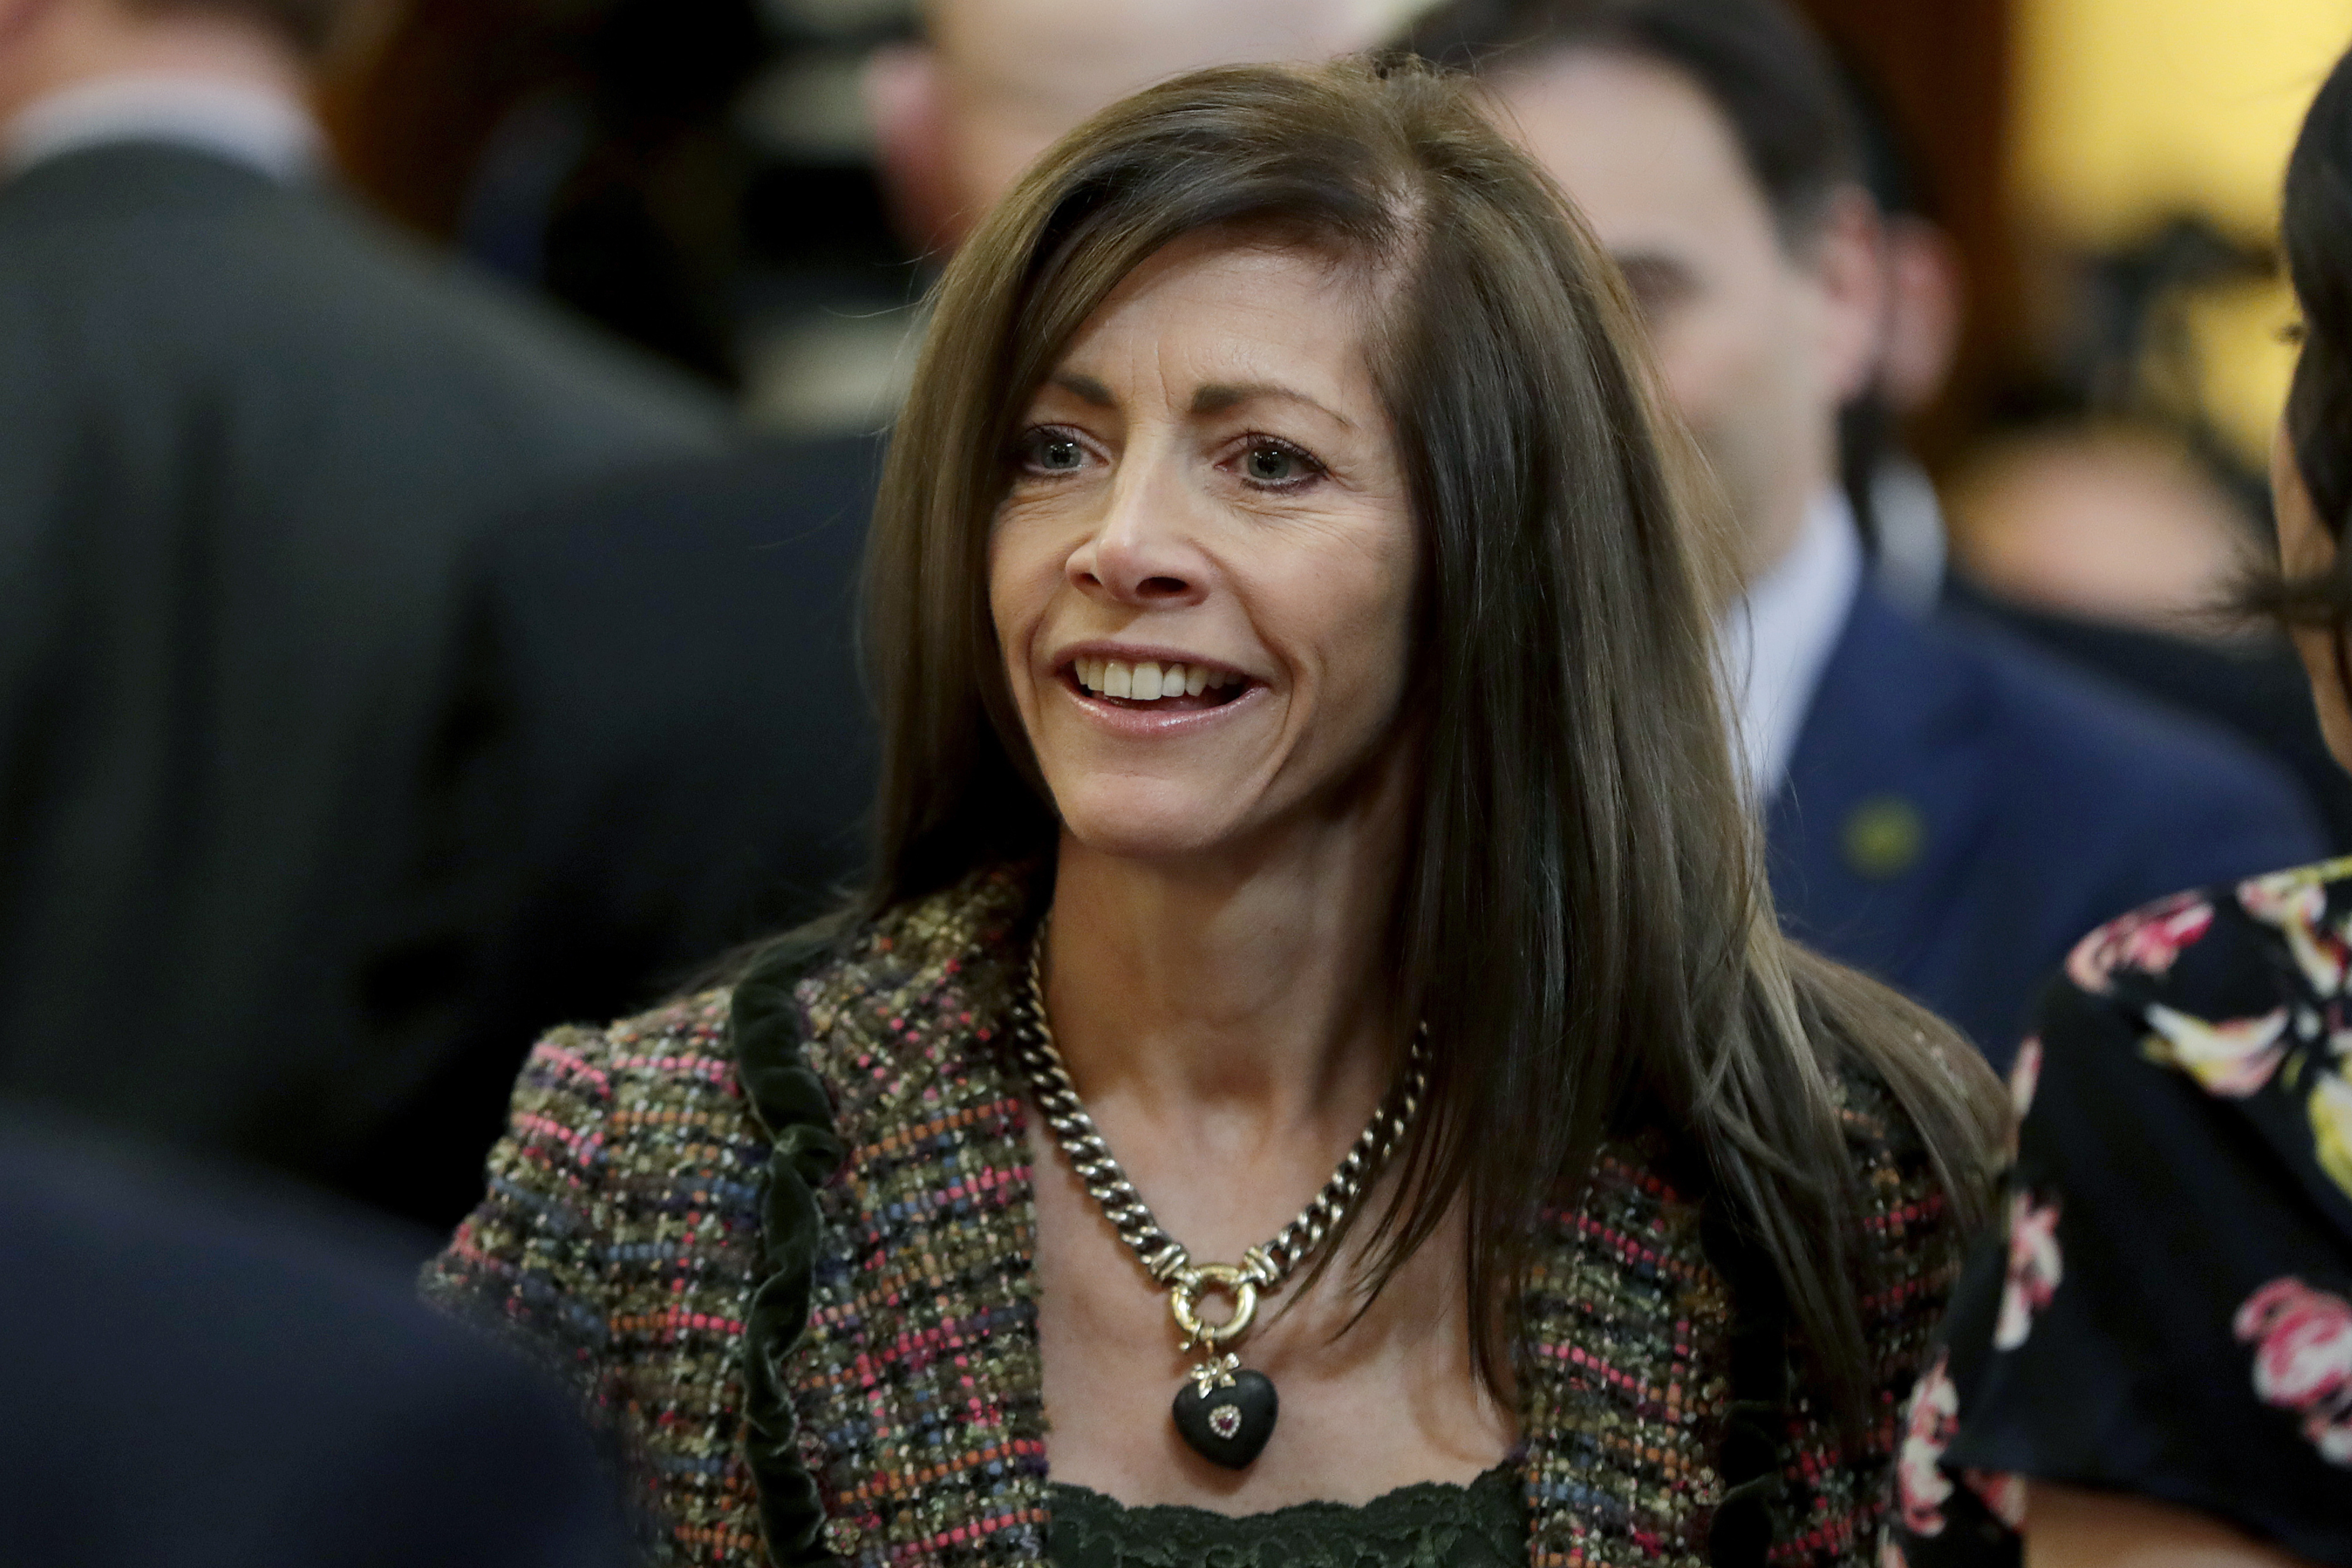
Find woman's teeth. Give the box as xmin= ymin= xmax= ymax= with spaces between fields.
xmin=1072 ymin=657 xmax=1238 ymax=701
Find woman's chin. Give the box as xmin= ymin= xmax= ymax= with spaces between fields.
xmin=1053 ymin=796 xmax=1256 ymax=866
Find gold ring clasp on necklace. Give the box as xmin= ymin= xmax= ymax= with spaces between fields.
xmin=1168 ymin=1262 xmax=1260 ymax=1349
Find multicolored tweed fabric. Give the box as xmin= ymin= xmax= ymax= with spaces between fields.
xmin=423 ymin=989 xmax=775 ymax=1563
xmin=743 ymin=871 xmax=1050 ymax=1566
xmin=1515 ymin=1100 xmax=1960 ymax=1568
xmin=425 ymin=869 xmax=1968 ymax=1568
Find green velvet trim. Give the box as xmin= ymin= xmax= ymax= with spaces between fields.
xmin=731 ymin=931 xmax=851 ymax=1566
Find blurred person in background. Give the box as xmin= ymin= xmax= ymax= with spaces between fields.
xmin=0 ymin=0 xmax=726 ymax=1224
xmin=1 ymin=1108 xmax=635 ymax=1566
xmin=1940 ymin=426 xmax=2352 ymax=848
xmin=1884 ymin=42 xmax=2352 ymax=1568
xmin=406 ymin=0 xmax=1400 ymax=1233
xmin=1946 ymin=427 xmax=2254 ymax=634
xmin=1939 ymin=424 xmax=2352 ymax=848
xmin=1403 ymin=0 xmax=2323 ymax=1067
xmin=862 ymin=0 xmax=1403 ymax=261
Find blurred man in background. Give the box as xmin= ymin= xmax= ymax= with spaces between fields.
xmin=1940 ymin=428 xmax=2352 ymax=848
xmin=1407 ymin=0 xmax=2321 ymax=1063
xmin=0 ymin=0 xmax=725 ymax=1217
xmin=862 ymin=0 xmax=1401 ymax=258
xmin=393 ymin=0 xmax=1404 ymax=1232
xmin=2 ymin=1111 xmax=635 ymax=1566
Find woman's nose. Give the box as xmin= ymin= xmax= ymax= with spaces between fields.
xmin=1067 ymin=466 xmax=1208 ymax=607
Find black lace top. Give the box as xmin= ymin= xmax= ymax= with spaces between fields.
xmin=1045 ymin=1464 xmax=1526 ymax=1568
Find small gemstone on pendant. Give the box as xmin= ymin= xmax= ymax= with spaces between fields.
xmin=1209 ymin=1404 xmax=1243 ymax=1439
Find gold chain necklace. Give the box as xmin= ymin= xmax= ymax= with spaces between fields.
xmin=1010 ymin=919 xmax=1430 ymax=1468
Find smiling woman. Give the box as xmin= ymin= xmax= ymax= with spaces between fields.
xmin=427 ymin=56 xmax=2004 ymax=1568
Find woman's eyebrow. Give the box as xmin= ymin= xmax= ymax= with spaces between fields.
xmin=1050 ymin=372 xmax=1116 ymax=405
xmin=1189 ymin=381 xmax=1354 ymax=428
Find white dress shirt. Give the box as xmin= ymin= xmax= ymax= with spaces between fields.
xmin=1719 ymin=492 xmax=1864 ymax=800
xmin=4 ymin=73 xmax=321 ymax=182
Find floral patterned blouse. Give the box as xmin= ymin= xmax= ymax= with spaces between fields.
xmin=1888 ymin=857 xmax=2352 ymax=1568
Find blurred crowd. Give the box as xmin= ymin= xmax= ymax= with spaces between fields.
xmin=0 ymin=0 xmax=2345 ymax=1559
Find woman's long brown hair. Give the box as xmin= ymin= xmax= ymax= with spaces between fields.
xmin=855 ymin=56 xmax=2003 ymax=1425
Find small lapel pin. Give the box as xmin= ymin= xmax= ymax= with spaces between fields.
xmin=1842 ymin=795 xmax=1926 ymax=880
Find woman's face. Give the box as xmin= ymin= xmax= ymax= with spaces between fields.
xmin=2271 ymin=417 xmax=2352 ymax=772
xmin=989 ymin=232 xmax=1418 ymax=863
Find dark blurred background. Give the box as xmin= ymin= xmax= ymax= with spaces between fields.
xmin=323 ymin=0 xmax=918 ymax=419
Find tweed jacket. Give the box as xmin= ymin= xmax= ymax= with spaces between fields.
xmin=425 ymin=868 xmax=1968 ymax=1568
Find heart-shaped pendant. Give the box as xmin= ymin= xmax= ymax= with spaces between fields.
xmin=1171 ymin=1366 xmax=1278 ymax=1469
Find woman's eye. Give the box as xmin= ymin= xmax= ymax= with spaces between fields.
xmin=1018 ymin=429 xmax=1088 ymax=474
xmin=1239 ymin=440 xmax=1322 ymax=488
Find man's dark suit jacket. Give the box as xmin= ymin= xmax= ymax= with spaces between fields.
xmin=374 ymin=438 xmax=877 ymax=1228
xmin=0 ymin=143 xmax=724 ymax=1212
xmin=0 ymin=1113 xmax=634 ymax=1566
xmin=1768 ymin=587 xmax=2325 ymax=1069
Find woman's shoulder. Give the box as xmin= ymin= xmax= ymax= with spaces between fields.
xmin=731 ymin=866 xmax=1034 ymax=1131
xmin=456 ymin=984 xmax=764 ymax=1179
xmin=1892 ymin=862 xmax=2352 ymax=1568
xmin=1826 ymin=1049 xmax=1939 ymax=1163
xmin=423 ymin=987 xmax=773 ymax=1351
xmin=2043 ymin=855 xmax=2352 ymax=1104
xmin=2023 ymin=854 xmax=2352 ymax=1228
xmin=493 ymin=987 xmax=759 ymax=1158
xmin=1819 ymin=1045 xmax=1980 ymax=1279
xmin=2061 ymin=855 xmax=2352 ymax=1020
xmin=445 ymin=861 xmax=1032 ymax=1225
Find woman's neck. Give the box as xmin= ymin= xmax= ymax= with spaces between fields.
xmin=1042 ymin=795 xmax=1409 ymax=1149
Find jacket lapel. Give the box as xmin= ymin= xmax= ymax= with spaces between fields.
xmin=784 ymin=873 xmax=1053 ymax=1565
